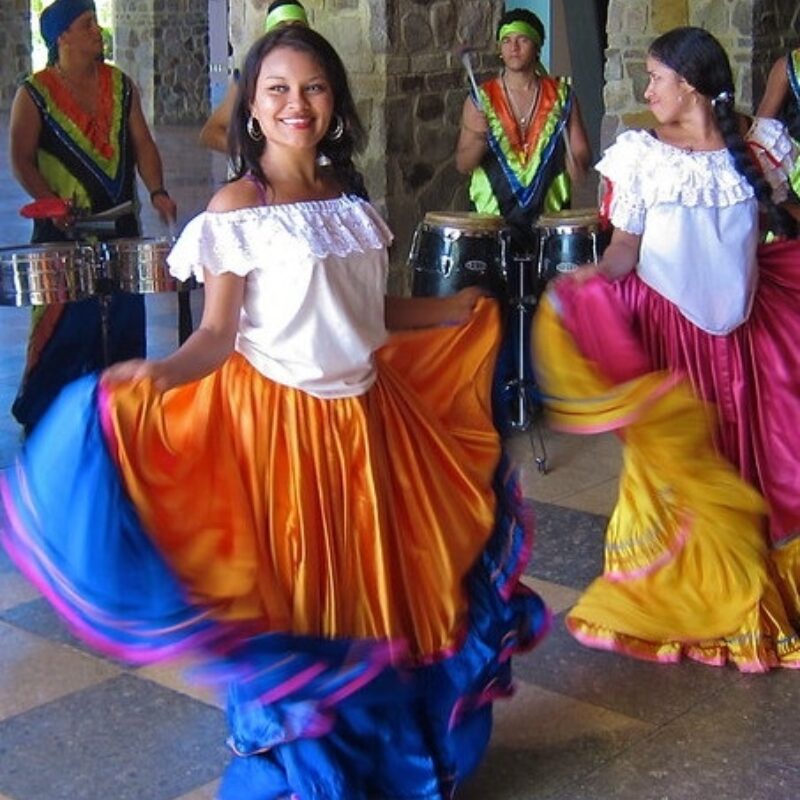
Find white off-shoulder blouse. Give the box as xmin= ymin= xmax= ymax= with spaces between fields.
xmin=168 ymin=195 xmax=394 ymax=398
xmin=597 ymin=118 xmax=796 ymax=334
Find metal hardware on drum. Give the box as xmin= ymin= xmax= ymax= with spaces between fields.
xmin=1 ymin=235 xmax=193 ymax=364
xmin=98 ymin=238 xmax=178 ymax=294
xmin=0 ymin=243 xmax=97 ymax=307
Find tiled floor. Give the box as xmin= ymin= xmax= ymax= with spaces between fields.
xmin=1 ymin=122 xmax=799 ymax=800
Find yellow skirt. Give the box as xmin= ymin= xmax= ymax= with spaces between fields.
xmin=533 ymin=294 xmax=800 ymax=671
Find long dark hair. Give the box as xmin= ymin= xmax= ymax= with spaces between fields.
xmin=649 ymin=26 xmax=796 ymax=238
xmin=228 ymin=25 xmax=367 ymax=198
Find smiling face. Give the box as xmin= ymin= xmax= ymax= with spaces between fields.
xmin=249 ymin=46 xmax=334 ymax=153
xmin=644 ymin=55 xmax=694 ymax=123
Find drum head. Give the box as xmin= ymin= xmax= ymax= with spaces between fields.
xmin=423 ymin=211 xmax=507 ymax=233
xmin=536 ymin=208 xmax=599 ymax=231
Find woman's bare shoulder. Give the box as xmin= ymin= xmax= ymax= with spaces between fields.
xmin=206 ymin=178 xmax=262 ymax=213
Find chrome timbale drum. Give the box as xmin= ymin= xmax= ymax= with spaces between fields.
xmin=0 ymin=243 xmax=97 ymax=306
xmin=98 ymin=237 xmax=178 ymax=293
xmin=534 ymin=208 xmax=610 ymax=289
xmin=408 ymin=211 xmax=509 ymax=297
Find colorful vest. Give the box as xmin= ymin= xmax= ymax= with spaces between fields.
xmin=469 ymin=74 xmax=572 ymax=244
xmin=785 ymin=49 xmax=800 ymax=197
xmin=24 ymin=63 xmax=140 ymax=241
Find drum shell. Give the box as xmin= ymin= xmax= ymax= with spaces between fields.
xmin=0 ymin=243 xmax=96 ymax=306
xmin=535 ymin=211 xmax=610 ymax=289
xmin=99 ymin=237 xmax=178 ymax=293
xmin=408 ymin=216 xmax=508 ymax=298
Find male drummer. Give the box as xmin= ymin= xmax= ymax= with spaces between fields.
xmin=454 ymin=8 xmax=590 ymax=434
xmin=455 ymin=7 xmax=590 ymax=252
xmin=8 ymin=0 xmax=176 ymax=434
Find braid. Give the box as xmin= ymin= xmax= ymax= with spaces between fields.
xmin=649 ymin=27 xmax=797 ymax=239
xmin=713 ymin=97 xmax=797 ymax=238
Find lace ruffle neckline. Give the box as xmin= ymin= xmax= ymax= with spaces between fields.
xmin=597 ymin=120 xmax=794 ymax=209
xmin=200 ymin=195 xmax=393 ymax=259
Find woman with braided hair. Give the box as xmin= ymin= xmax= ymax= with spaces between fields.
xmin=532 ymin=27 xmax=800 ymax=672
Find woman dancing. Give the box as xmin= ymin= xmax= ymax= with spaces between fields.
xmin=533 ymin=26 xmax=800 ymax=672
xmin=1 ymin=24 xmax=547 ymax=799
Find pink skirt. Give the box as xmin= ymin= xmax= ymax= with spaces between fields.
xmin=610 ymin=240 xmax=800 ymax=547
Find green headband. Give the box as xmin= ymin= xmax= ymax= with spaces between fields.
xmin=265 ymin=4 xmax=308 ymax=32
xmin=497 ymin=21 xmax=542 ymax=47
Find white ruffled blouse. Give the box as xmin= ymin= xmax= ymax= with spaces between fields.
xmin=597 ymin=118 xmax=796 ymax=334
xmin=168 ymin=195 xmax=394 ymax=398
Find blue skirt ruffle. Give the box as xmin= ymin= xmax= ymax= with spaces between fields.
xmin=2 ymin=374 xmax=548 ymax=799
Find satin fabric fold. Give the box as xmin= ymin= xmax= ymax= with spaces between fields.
xmin=1 ymin=298 xmax=549 ymax=798
xmin=99 ymin=300 xmax=503 ymax=656
xmin=533 ymin=272 xmax=800 ymax=672
xmin=609 ymin=240 xmax=800 ymax=546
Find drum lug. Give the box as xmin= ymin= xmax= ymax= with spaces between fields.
xmin=439 ymin=254 xmax=454 ymax=277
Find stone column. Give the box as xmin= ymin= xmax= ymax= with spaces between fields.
xmin=382 ymin=0 xmax=504 ymax=283
xmin=113 ymin=0 xmax=157 ymax=120
xmin=114 ymin=0 xmax=209 ymax=124
xmin=0 ymin=0 xmax=33 ymax=111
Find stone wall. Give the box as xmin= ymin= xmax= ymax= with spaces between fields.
xmin=752 ymin=1 xmax=800 ymax=101
xmin=225 ymin=0 xmax=504 ymax=279
xmin=5 ymin=0 xmax=793 ymax=274
xmin=153 ymin=0 xmax=210 ymax=123
xmin=226 ymin=0 xmax=388 ymax=202
xmin=382 ymin=0 xmax=505 ymax=276
xmin=114 ymin=0 xmax=209 ymax=124
xmin=0 ymin=0 xmax=33 ymax=110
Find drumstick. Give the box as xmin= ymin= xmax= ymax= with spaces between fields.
xmin=456 ymin=45 xmax=487 ymax=114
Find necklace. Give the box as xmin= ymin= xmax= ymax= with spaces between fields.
xmin=501 ymin=72 xmax=540 ymax=138
xmin=55 ymin=63 xmax=99 ymax=115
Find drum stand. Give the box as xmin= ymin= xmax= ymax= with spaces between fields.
xmin=93 ymin=273 xmax=116 ymax=367
xmin=505 ymin=254 xmax=549 ymax=474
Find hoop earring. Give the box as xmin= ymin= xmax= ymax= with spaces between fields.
xmin=326 ymin=115 xmax=345 ymax=142
xmin=247 ymin=116 xmax=264 ymax=142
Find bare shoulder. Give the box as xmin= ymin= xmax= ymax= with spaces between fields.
xmin=206 ymin=178 xmax=262 ymax=213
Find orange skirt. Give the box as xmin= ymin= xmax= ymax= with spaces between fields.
xmin=101 ymin=298 xmax=504 ymax=659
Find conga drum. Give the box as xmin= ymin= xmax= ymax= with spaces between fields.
xmin=534 ymin=208 xmax=610 ymax=293
xmin=407 ymin=211 xmax=509 ymax=297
